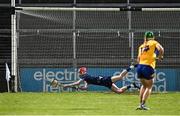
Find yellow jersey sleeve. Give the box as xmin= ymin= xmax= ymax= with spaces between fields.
xmin=138 ymin=40 xmax=159 ymax=68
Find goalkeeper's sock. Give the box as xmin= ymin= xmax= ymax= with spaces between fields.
xmin=126 ymin=64 xmax=136 ymax=72
xmin=127 ymin=83 xmax=137 ymax=89
xmin=126 ymin=67 xmax=131 ymax=72
xmin=127 ymin=85 xmax=132 ymax=89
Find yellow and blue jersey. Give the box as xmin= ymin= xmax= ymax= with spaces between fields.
xmin=138 ymin=40 xmax=159 ymax=69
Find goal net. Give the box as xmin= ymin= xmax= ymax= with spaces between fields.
xmin=16 ymin=7 xmax=180 ymax=68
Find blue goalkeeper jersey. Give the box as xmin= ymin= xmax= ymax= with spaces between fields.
xmin=79 ymin=74 xmax=113 ymax=89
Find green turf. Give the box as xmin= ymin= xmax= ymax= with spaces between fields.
xmin=0 ymin=92 xmax=179 ymax=115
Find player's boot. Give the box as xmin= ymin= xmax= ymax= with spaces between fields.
xmin=136 ymin=105 xmax=142 ymax=110
xmin=136 ymin=104 xmax=150 ymax=110
xmin=141 ymin=104 xmax=150 ymax=110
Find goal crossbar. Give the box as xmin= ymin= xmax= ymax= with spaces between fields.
xmin=15 ymin=7 xmax=180 ymax=12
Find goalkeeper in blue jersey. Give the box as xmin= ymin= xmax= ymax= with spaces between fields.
xmin=51 ymin=66 xmax=140 ymax=94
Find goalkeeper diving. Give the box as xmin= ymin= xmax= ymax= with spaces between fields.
xmin=51 ymin=65 xmax=140 ymax=94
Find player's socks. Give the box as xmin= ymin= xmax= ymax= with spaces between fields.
xmin=126 ymin=82 xmax=136 ymax=89
xmin=127 ymin=83 xmax=136 ymax=89
xmin=133 ymin=82 xmax=140 ymax=89
xmin=126 ymin=66 xmax=133 ymax=72
xmin=126 ymin=64 xmax=136 ymax=72
xmin=127 ymin=85 xmax=132 ymax=89
xmin=141 ymin=100 xmax=146 ymax=106
xmin=126 ymin=67 xmax=131 ymax=72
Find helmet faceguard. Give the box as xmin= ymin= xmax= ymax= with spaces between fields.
xmin=78 ymin=67 xmax=87 ymax=75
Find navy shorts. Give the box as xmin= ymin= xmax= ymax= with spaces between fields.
xmin=100 ymin=76 xmax=113 ymax=89
xmin=137 ymin=64 xmax=155 ymax=80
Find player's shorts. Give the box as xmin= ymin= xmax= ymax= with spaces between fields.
xmin=100 ymin=76 xmax=113 ymax=89
xmin=136 ymin=64 xmax=155 ymax=80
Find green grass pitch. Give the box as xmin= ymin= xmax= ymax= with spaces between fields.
xmin=0 ymin=92 xmax=180 ymax=115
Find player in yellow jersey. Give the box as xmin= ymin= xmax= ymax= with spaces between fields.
xmin=136 ymin=31 xmax=164 ymax=110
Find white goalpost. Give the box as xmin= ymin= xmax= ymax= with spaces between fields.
xmin=11 ymin=0 xmax=18 ymax=92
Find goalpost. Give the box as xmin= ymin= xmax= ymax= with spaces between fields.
xmin=11 ymin=0 xmax=18 ymax=92
xmin=12 ymin=3 xmax=180 ymax=92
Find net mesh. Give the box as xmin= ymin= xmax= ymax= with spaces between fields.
xmin=17 ymin=8 xmax=180 ymax=68
xmin=76 ymin=32 xmax=130 ymax=67
xmin=132 ymin=11 xmax=180 ymax=29
xmin=76 ymin=11 xmax=128 ymax=29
